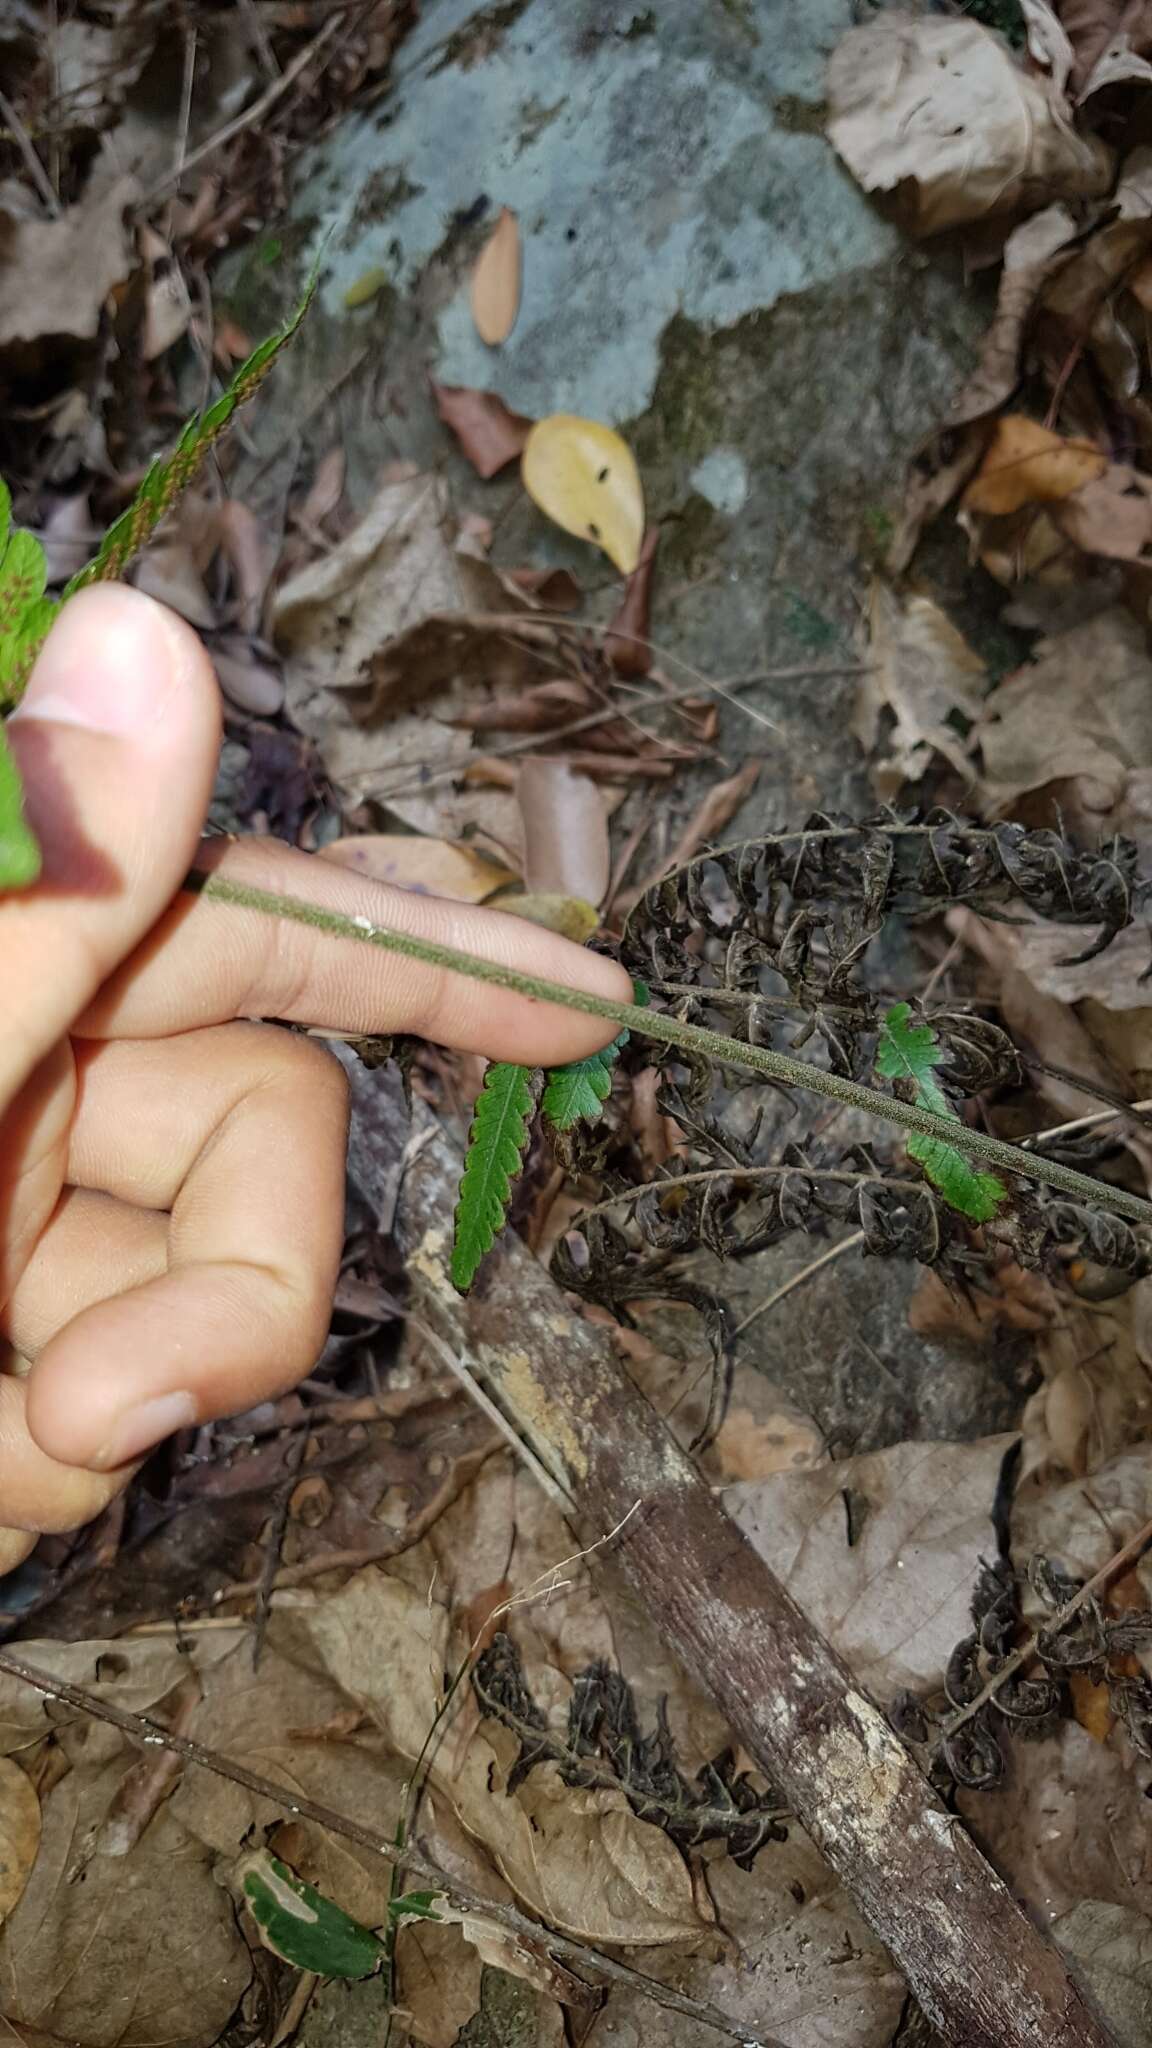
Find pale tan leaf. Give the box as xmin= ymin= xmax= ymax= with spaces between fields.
xmin=729 ymin=1435 xmax=1013 ymax=1694
xmin=320 ymin=833 xmax=515 ymax=901
xmin=855 ymin=579 xmax=985 ymax=797
xmin=0 ymin=173 xmax=140 ymax=349
xmin=962 ymin=415 xmax=1107 ymax=514
xmin=522 ymin=415 xmax=645 ymax=574
xmin=211 ymin=641 xmax=285 ymax=718
xmin=974 ymin=607 xmax=1152 ymax=812
xmin=827 ymin=15 xmax=1113 ymax=237
xmin=0 ymin=1759 xmax=40 ymax=1924
xmin=518 ymin=759 xmax=610 ymax=905
xmin=132 ymin=538 xmax=217 ymax=629
xmin=396 ymin=1921 xmax=482 ymax=2048
xmin=470 ymin=206 xmax=521 ymax=346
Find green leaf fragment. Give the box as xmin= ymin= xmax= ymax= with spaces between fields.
xmin=876 ymin=1002 xmax=1006 ymax=1221
xmin=240 ymin=1852 xmax=385 ymax=1979
xmin=451 ymin=1060 xmax=541 ymax=1291
xmin=0 ymin=722 xmax=41 ymax=889
xmin=389 ymin=1890 xmax=443 ymax=1926
xmin=542 ymin=1027 xmax=628 ymax=1131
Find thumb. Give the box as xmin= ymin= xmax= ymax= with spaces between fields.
xmin=1 ymin=585 xmax=221 ymax=1108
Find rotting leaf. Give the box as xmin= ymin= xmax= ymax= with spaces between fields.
xmin=452 ymin=1062 xmax=542 ymax=1290
xmin=473 ymin=1633 xmax=788 ymax=1870
xmin=239 ymin=1850 xmax=388 ymax=1979
xmin=854 ymin=580 xmax=984 ymax=799
xmin=429 ymin=378 xmax=534 ymax=478
xmin=827 ymin=14 xmax=1113 ymax=237
xmin=519 ymin=759 xmax=611 ymax=906
xmin=522 ymin=415 xmax=645 ymax=574
xmin=876 ymin=1002 xmax=1007 ymax=1221
xmin=470 ymin=206 xmax=521 ymax=346
xmin=0 ymin=1759 xmax=39 ymax=1925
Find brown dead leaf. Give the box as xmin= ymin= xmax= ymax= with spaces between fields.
xmin=0 ymin=1759 xmax=251 ymax=2048
xmin=974 ymin=607 xmax=1152 ymax=814
xmin=471 ymin=206 xmax=521 ymax=346
xmin=0 ymin=171 xmax=139 ymax=351
xmin=1051 ymin=464 xmax=1152 ymax=560
xmin=908 ymin=1262 xmax=1058 ymax=1344
xmin=396 ymin=1921 xmax=482 ymax=2048
xmin=0 ymin=1758 xmax=39 ymax=1924
xmin=273 ymin=471 xmax=525 ymax=846
xmin=139 ymin=234 xmax=191 ymax=363
xmin=890 ymin=203 xmax=1082 ymax=571
xmin=730 ymin=1435 xmax=1013 ymax=1694
xmin=320 ymin=833 xmax=515 ymax=900
xmin=518 ymin=759 xmax=611 ymax=905
xmin=504 ymin=565 xmax=583 ymax=610
xmin=827 ymin=15 xmax=1112 ymax=238
xmin=1054 ymin=0 xmax=1152 ymax=93
xmin=709 ymin=1405 xmax=826 ymax=1483
xmin=854 ymin=579 xmax=984 ymax=797
xmin=293 ymin=1568 xmax=710 ymax=1946
xmin=451 ymin=676 xmax=594 ymax=734
xmin=605 ymin=525 xmax=659 ymax=677
xmin=430 ymin=379 xmax=534 ymax=478
xmin=962 ymin=415 xmax=1107 ymax=514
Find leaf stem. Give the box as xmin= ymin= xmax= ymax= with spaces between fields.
xmin=190 ymin=871 xmax=1152 ymax=1227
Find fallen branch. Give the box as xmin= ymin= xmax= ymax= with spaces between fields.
xmin=384 ymin=1093 xmax=1120 ymax=2048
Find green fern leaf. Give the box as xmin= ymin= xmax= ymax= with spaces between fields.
xmin=452 ymin=1061 xmax=541 ymax=1291
xmin=0 ymin=721 xmax=40 ymax=888
xmin=542 ymin=1027 xmax=628 ymax=1131
xmin=876 ymin=1002 xmax=1006 ymax=1222
xmin=63 ymin=278 xmax=316 ymax=599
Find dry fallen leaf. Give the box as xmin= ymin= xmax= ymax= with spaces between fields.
xmin=522 ymin=415 xmax=645 ymax=575
xmin=729 ymin=1434 xmax=1013 ymax=1695
xmin=1052 ymin=0 xmax=1152 ymax=94
xmin=396 ymin=1921 xmax=482 ymax=2048
xmin=272 ymin=470 xmax=524 ymax=847
xmin=131 ymin=537 xmax=218 ymax=630
xmin=429 ymin=379 xmax=534 ymax=479
xmin=854 ymin=579 xmax=985 ymax=798
xmin=974 ymin=607 xmax=1152 ymax=814
xmin=518 ymin=759 xmax=611 ymax=906
xmin=605 ymin=525 xmax=658 ymax=677
xmin=320 ymin=833 xmax=515 ymax=901
xmin=0 ymin=1759 xmax=39 ymax=1925
xmin=1054 ymin=1901 xmax=1152 ymax=2048
xmin=827 ymin=14 xmax=1113 ymax=237
xmin=470 ymin=206 xmax=521 ymax=347
xmin=0 ymin=172 xmax=140 ymax=351
xmin=962 ymin=415 xmax=1107 ymax=514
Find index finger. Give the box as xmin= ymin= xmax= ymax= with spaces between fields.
xmin=77 ymin=832 xmax=636 ymax=1064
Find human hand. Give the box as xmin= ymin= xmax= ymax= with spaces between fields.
xmin=0 ymin=586 xmax=632 ymax=1574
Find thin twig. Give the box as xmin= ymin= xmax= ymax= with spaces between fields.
xmin=187 ymin=870 xmax=1152 ymax=1227
xmin=251 ymin=1422 xmax=310 ymax=1669
xmin=140 ymin=11 xmax=347 ymax=206
xmin=0 ymin=86 xmax=60 ymax=215
xmin=732 ymin=1232 xmax=866 ymax=1338
xmin=0 ymin=1647 xmax=786 ymax=2048
xmin=371 ymin=663 xmax=863 ymax=806
xmin=1022 ymin=1096 xmax=1152 ymax=1149
xmin=938 ymin=1511 xmax=1152 ymax=1747
xmin=172 ymin=23 xmax=198 ymax=184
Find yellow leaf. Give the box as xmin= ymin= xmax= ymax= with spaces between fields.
xmin=493 ymin=891 xmax=599 ymax=941
xmin=521 ymin=415 xmax=645 ymax=574
xmin=470 ymin=206 xmax=521 ymax=347
xmin=962 ymin=415 xmax=1107 ymax=515
xmin=319 ymin=834 xmax=514 ymax=903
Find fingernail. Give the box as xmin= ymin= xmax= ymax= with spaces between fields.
xmin=9 ymin=586 xmax=188 ymax=740
xmin=92 ymin=1389 xmax=198 ymax=1471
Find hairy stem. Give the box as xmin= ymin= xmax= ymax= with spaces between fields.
xmin=191 ymin=872 xmax=1152 ymax=1227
